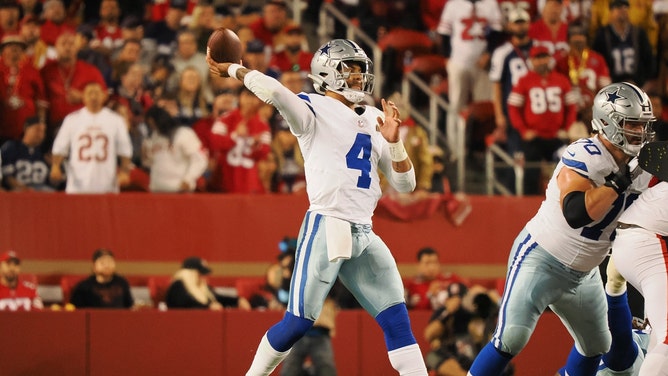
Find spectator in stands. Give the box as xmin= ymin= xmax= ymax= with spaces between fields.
xmin=144 ymin=54 xmax=174 ymax=99
xmin=271 ymin=120 xmax=304 ymax=194
xmin=173 ymin=66 xmax=209 ymax=126
xmin=248 ymin=0 xmax=291 ymax=51
xmin=507 ymin=45 xmax=577 ymax=194
xmin=112 ymin=38 xmax=143 ymax=69
xmin=589 ymin=0 xmax=657 ymax=51
xmin=209 ymin=85 xmax=271 ymax=193
xmin=243 ymin=38 xmax=277 ymax=77
xmin=0 ymin=250 xmax=43 ymax=311
xmin=1 ymin=116 xmax=53 ymax=191
xmin=268 ymin=25 xmax=313 ymax=74
xmin=528 ymin=0 xmax=569 ymax=57
xmin=117 ymin=15 xmax=152 ymax=67
xmin=424 ymin=283 xmax=512 ymax=376
xmin=69 ymin=248 xmax=134 ymax=309
xmin=649 ymin=92 xmax=668 ymax=141
xmin=0 ymin=2 xmax=20 ymax=40
xmin=488 ymin=8 xmax=534 ymax=194
xmin=187 ymin=2 xmax=221 ymax=53
xmin=0 ymin=34 xmax=46 ymax=145
xmin=165 ymin=256 xmax=241 ymax=310
xmin=437 ymin=0 xmax=503 ymax=159
xmin=405 ymin=247 xmax=467 ymax=310
xmin=592 ymin=0 xmax=655 ymax=87
xmin=40 ymin=0 xmax=76 ymax=48
xmin=90 ymin=0 xmax=123 ymax=56
xmin=20 ymin=15 xmax=47 ymax=70
xmin=75 ymin=23 xmax=113 ymax=87
xmin=167 ymin=29 xmax=211 ymax=98
xmin=215 ymin=0 xmax=261 ymax=31
xmin=50 ymin=81 xmax=133 ymax=194
xmin=142 ymin=105 xmax=207 ymax=193
xmin=18 ymin=0 xmax=44 ymax=19
xmin=555 ymin=22 xmax=611 ymax=128
xmin=41 ymin=31 xmax=107 ymax=139
xmin=144 ymin=0 xmax=187 ymax=58
xmin=388 ymin=92 xmax=433 ymax=192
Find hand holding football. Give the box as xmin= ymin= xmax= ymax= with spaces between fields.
xmin=207 ymin=27 xmax=243 ymax=63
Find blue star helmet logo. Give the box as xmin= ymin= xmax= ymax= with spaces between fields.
xmin=605 ymin=88 xmax=626 ymax=104
xmin=319 ymin=44 xmax=331 ymax=56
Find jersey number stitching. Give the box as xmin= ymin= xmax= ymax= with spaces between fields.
xmin=346 ymin=133 xmax=372 ymax=189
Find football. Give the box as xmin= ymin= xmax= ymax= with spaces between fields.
xmin=207 ymin=27 xmax=243 ymax=63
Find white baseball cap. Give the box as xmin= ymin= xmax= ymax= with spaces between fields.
xmin=508 ymin=8 xmax=531 ymax=23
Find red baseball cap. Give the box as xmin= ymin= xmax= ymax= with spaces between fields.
xmin=530 ymin=45 xmax=550 ymax=58
xmin=0 ymin=250 xmax=20 ymax=264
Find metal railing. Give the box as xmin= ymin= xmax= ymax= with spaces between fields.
xmin=317 ymin=3 xmax=536 ymax=196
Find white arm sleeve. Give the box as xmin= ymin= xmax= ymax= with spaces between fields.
xmin=51 ymin=118 xmax=72 ymax=157
xmin=243 ymin=70 xmax=315 ymax=136
xmin=379 ymin=145 xmax=416 ymax=193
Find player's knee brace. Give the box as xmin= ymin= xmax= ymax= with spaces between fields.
xmin=494 ymin=325 xmax=533 ymax=355
xmin=266 ymin=312 xmax=314 ymax=352
xmin=375 ymin=303 xmax=417 ymax=351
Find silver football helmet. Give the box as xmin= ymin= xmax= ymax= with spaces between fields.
xmin=591 ymin=82 xmax=656 ymax=156
xmin=308 ymin=39 xmax=375 ymax=103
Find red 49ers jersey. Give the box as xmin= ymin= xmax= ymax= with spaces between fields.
xmin=507 ymin=70 xmax=577 ymax=138
xmin=0 ymin=280 xmax=41 ymax=311
xmin=528 ymin=19 xmax=569 ymax=56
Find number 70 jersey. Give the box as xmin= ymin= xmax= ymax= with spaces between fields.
xmin=52 ymin=107 xmax=133 ymax=193
xmin=524 ymin=136 xmax=652 ymax=272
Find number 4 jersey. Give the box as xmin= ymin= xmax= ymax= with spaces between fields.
xmin=52 ymin=107 xmax=133 ymax=193
xmin=525 ymin=136 xmax=652 ymax=272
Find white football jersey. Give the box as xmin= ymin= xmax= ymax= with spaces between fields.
xmin=143 ymin=127 xmax=207 ymax=193
xmin=52 ymin=107 xmax=133 ymax=194
xmin=244 ymin=71 xmax=415 ymax=225
xmin=437 ymin=0 xmax=503 ymax=66
xmin=525 ymin=136 xmax=652 ymax=271
xmin=618 ymin=181 xmax=668 ymax=236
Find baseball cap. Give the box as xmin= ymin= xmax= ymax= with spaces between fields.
xmin=530 ymin=45 xmax=550 ymax=58
xmin=246 ymin=39 xmax=265 ymax=53
xmin=23 ymin=116 xmax=42 ymax=131
xmin=92 ymin=248 xmax=114 ymax=262
xmin=609 ymin=0 xmax=630 ymax=8
xmin=508 ymin=8 xmax=530 ymax=23
xmin=181 ymin=257 xmax=212 ymax=275
xmin=0 ymin=251 xmax=20 ymax=264
xmin=567 ymin=22 xmax=587 ymax=39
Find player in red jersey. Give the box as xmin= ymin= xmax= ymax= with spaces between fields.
xmin=0 ymin=251 xmax=43 ymax=311
xmin=507 ymin=45 xmax=577 ymax=194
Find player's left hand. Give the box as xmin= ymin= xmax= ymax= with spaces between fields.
xmin=206 ymin=52 xmax=233 ymax=78
xmin=377 ymin=98 xmax=401 ymax=143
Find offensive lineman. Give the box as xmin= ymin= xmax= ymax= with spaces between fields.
xmin=50 ymin=81 xmax=133 ymax=193
xmin=468 ymin=81 xmax=655 ymax=376
xmin=207 ymin=39 xmax=428 ymax=375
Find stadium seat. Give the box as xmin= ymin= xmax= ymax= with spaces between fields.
xmin=60 ymin=275 xmax=87 ymax=304
xmin=147 ymin=275 xmax=173 ymax=306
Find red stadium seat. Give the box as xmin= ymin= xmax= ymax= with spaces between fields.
xmin=147 ymin=275 xmax=173 ymax=306
xmin=60 ymin=275 xmax=87 ymax=304
xmin=234 ymin=277 xmax=268 ymax=300
xmin=377 ymin=28 xmax=435 ymax=53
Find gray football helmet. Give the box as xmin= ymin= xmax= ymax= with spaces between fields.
xmin=308 ymin=39 xmax=375 ymax=103
xmin=591 ymin=82 xmax=656 ymax=156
